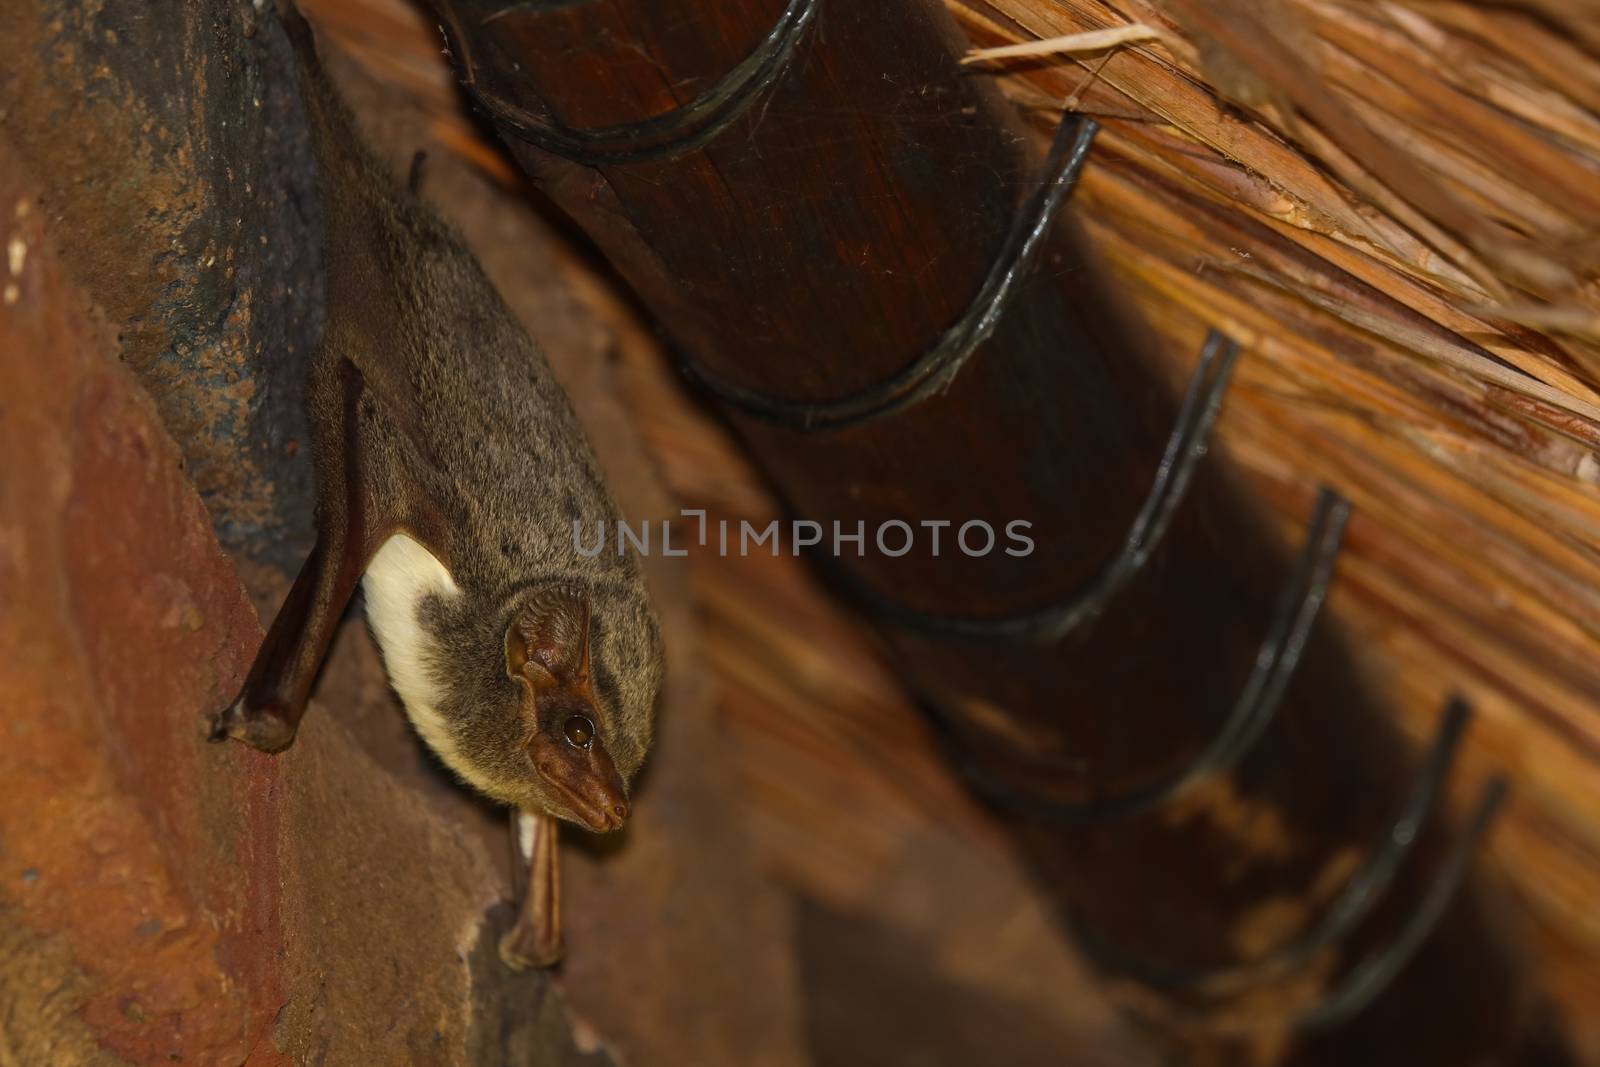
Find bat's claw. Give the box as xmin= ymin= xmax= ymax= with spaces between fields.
xmin=206 ymin=711 xmax=231 ymax=744
xmin=206 ymin=696 xmax=299 ymax=753
xmin=498 ymin=925 xmax=562 ymax=972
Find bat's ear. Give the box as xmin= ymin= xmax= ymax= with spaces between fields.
xmin=505 ymin=590 xmax=592 ymax=690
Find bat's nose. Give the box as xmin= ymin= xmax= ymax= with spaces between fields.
xmin=586 ymin=777 xmax=629 ymax=831
xmin=571 ymin=791 xmax=627 ymax=832
xmin=605 ymin=797 xmax=629 ymax=829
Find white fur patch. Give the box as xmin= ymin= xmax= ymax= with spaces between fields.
xmin=363 ymin=533 xmax=466 ymax=771
xmin=516 ymin=810 xmax=537 ymax=861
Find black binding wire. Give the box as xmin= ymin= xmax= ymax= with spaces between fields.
xmin=1058 ymin=699 xmax=1507 ymax=1035
xmin=1074 ymin=700 xmax=1476 ymax=992
xmin=684 ymin=116 xmax=1100 ymax=430
xmin=457 ymin=0 xmax=820 ymax=165
xmin=1294 ymin=773 xmax=1508 ymax=1030
xmin=828 ymin=329 xmax=1238 ymax=642
xmin=1202 ymin=700 xmax=1478 ymax=998
xmin=930 ymin=488 xmax=1347 ymax=823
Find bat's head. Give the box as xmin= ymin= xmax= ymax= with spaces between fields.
xmin=367 ymin=539 xmax=661 ymax=829
xmin=499 ymin=586 xmax=652 ymax=831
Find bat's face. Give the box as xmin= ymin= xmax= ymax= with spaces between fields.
xmin=501 ymin=592 xmax=631 ymax=832
xmin=363 ymin=537 xmax=659 ymax=829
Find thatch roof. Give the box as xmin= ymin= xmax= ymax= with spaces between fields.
xmin=953 ymin=0 xmax=1600 ymax=1046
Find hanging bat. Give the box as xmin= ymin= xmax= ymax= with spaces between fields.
xmin=208 ymin=3 xmax=663 ymax=969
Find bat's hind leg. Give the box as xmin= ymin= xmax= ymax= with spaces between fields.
xmin=500 ymin=810 xmax=563 ymax=970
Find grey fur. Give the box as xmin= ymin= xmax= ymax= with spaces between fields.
xmin=289 ymin=7 xmax=662 ymax=812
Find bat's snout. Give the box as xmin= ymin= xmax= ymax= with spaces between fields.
xmin=529 ymin=730 xmax=630 ymax=832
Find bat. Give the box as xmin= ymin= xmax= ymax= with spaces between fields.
xmin=208 ymin=3 xmax=663 ymax=969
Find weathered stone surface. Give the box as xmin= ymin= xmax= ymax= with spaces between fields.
xmin=0 ymin=0 xmax=320 ymax=570
xmin=1 ymin=169 xmax=287 ymax=1064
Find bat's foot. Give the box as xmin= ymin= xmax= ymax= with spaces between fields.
xmin=498 ymin=922 xmax=562 ymax=972
xmin=207 ymin=696 xmax=299 ymax=753
xmin=501 ymin=809 xmax=562 ymax=970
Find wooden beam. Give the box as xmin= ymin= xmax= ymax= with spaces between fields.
xmin=429 ymin=0 xmax=1564 ymax=1059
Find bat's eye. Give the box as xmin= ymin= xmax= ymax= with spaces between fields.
xmin=562 ymin=715 xmax=595 ymax=749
